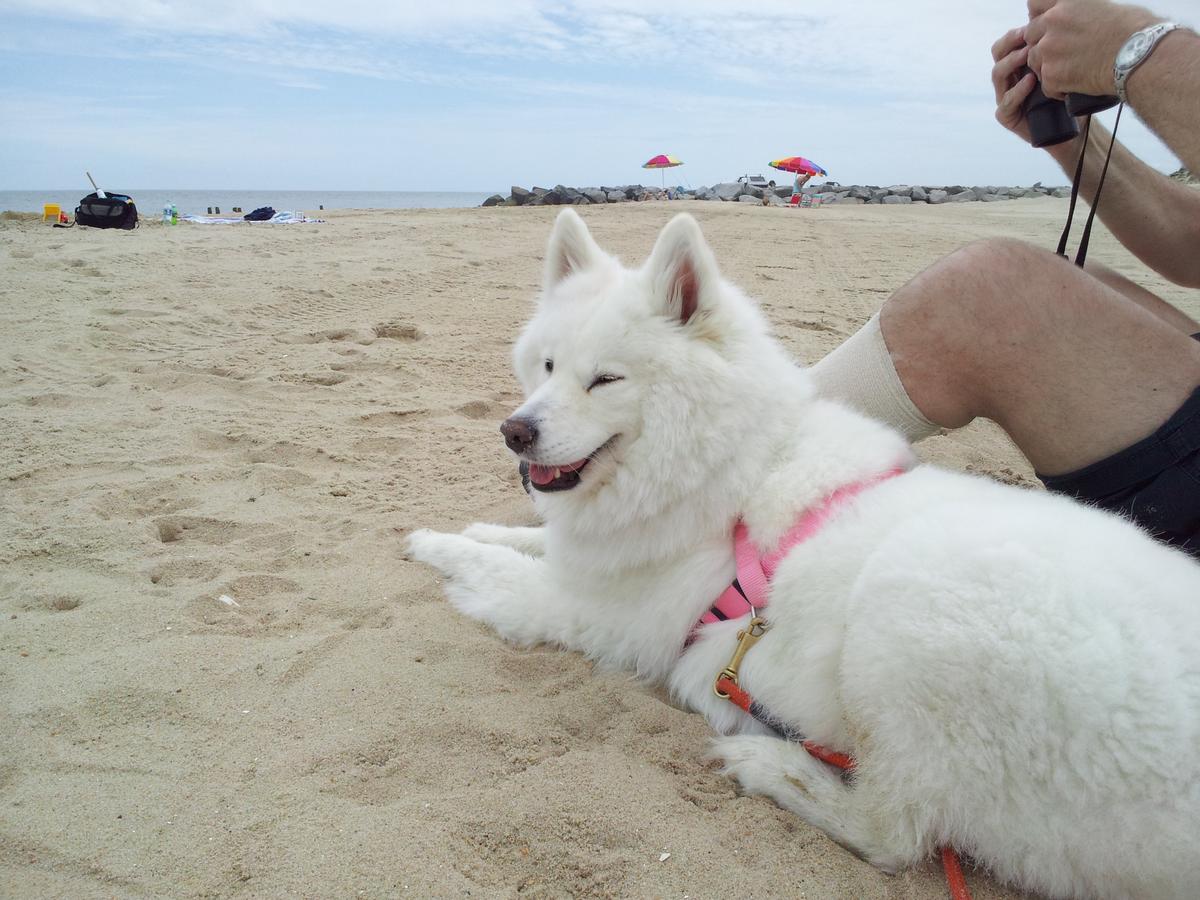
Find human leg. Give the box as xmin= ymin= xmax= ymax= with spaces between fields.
xmin=814 ymin=237 xmax=1200 ymax=475
xmin=1082 ymin=258 xmax=1200 ymax=335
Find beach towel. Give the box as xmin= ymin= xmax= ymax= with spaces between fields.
xmin=180 ymin=211 xmax=325 ymax=225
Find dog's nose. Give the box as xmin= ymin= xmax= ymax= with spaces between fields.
xmin=501 ymin=417 xmax=538 ymax=454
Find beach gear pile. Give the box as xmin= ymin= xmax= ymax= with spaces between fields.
xmin=75 ymin=191 xmax=138 ymax=229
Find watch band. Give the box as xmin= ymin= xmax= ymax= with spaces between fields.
xmin=1114 ymin=22 xmax=1180 ymax=103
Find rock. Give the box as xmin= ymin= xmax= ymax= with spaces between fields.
xmin=606 ymin=190 xmax=624 ymax=202
xmin=582 ymin=188 xmax=607 ymax=204
xmin=736 ymin=193 xmax=760 ymax=203
xmin=744 ymin=184 xmax=766 ymax=199
xmin=849 ymin=186 xmax=873 ymax=201
xmin=555 ymin=184 xmax=581 ymax=204
xmin=775 ymin=186 xmax=793 ymax=198
xmin=1051 ymin=186 xmax=1072 ymax=198
xmin=870 ymin=188 xmax=889 ymax=202
xmin=1005 ymin=187 xmax=1028 ymax=198
xmin=832 ymin=196 xmax=865 ymax=204
xmin=531 ymin=186 xmax=549 ymax=197
xmin=910 ymin=186 xmax=928 ymax=202
xmin=887 ymin=185 xmax=913 ymax=198
xmin=927 ymin=189 xmax=949 ymax=204
xmin=765 ymin=193 xmax=788 ymax=207
xmin=481 ymin=194 xmax=504 ymax=207
xmin=511 ymin=186 xmax=532 ymax=205
xmin=944 ymin=185 xmax=966 ymax=195
xmin=978 ymin=193 xmax=1005 ymax=202
xmin=713 ymin=182 xmax=745 ymax=201
xmin=882 ymin=195 xmax=913 ymax=204
xmin=947 ymin=189 xmax=978 ymax=202
xmin=502 ymin=197 xmax=519 ymax=207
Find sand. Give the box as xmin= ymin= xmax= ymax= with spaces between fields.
xmin=2 ymin=200 xmax=1196 ymax=900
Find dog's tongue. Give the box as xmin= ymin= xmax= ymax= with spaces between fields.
xmin=529 ymin=459 xmax=587 ymax=485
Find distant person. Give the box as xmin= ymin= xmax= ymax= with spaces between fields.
xmin=791 ymin=172 xmax=812 ymax=202
xmin=810 ymin=0 xmax=1200 ymax=556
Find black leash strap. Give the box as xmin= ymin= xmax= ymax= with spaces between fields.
xmin=1073 ymin=103 xmax=1123 ymax=268
xmin=1056 ymin=115 xmax=1091 ymax=258
xmin=1056 ymin=103 xmax=1124 ymax=268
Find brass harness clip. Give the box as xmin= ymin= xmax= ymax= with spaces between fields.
xmin=714 ymin=616 xmax=770 ymax=698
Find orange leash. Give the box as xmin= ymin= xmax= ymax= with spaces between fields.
xmin=715 ymin=676 xmax=971 ymax=900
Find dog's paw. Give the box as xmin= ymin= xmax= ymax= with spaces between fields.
xmin=461 ymin=523 xmax=545 ymax=555
xmin=406 ymin=528 xmax=464 ymax=572
xmin=712 ymin=734 xmax=847 ymax=809
xmin=710 ymin=734 xmax=790 ymax=795
xmin=461 ymin=522 xmax=517 ymax=545
xmin=406 ymin=529 xmax=524 ymax=626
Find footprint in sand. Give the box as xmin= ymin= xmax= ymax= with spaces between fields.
xmin=373 ymin=322 xmax=421 ymax=341
xmin=148 ymin=559 xmax=222 ymax=586
xmin=455 ymin=399 xmax=510 ymax=421
xmin=45 ymin=596 xmax=82 ymax=612
xmin=354 ymin=408 xmax=429 ymax=426
xmin=276 ymin=327 xmax=377 ymax=345
xmin=153 ymin=515 xmax=239 ymax=545
xmin=300 ymin=371 xmax=349 ymax=386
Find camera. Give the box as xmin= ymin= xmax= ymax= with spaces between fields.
xmin=1020 ymin=66 xmax=1119 ymax=148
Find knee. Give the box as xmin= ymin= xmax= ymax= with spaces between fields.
xmin=882 ymin=238 xmax=1054 ymax=353
xmin=878 ymin=239 xmax=1059 ymax=426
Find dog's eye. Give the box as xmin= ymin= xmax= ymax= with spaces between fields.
xmin=588 ymin=374 xmax=624 ymax=391
xmin=544 ymin=359 xmax=554 ymax=374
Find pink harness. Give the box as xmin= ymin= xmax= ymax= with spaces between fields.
xmin=695 ymin=466 xmax=908 ymax=633
xmin=691 ymin=463 xmax=974 ymax=900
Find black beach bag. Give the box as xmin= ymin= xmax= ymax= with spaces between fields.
xmin=75 ymin=192 xmax=138 ymax=229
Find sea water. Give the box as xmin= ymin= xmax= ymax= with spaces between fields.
xmin=0 ymin=190 xmax=495 ymax=215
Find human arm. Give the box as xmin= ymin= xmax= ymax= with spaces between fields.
xmin=991 ymin=12 xmax=1200 ymax=287
xmin=1044 ymin=119 xmax=1200 ymax=287
xmin=1024 ymin=0 xmax=1200 ymax=175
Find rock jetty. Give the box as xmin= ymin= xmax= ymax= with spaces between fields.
xmin=481 ymin=181 xmax=1072 ymax=208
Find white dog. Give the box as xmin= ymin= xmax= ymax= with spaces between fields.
xmin=408 ymin=209 xmax=1200 ymax=899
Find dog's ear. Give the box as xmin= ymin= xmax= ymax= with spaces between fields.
xmin=644 ymin=214 xmax=719 ymax=327
xmin=543 ymin=209 xmax=603 ymax=293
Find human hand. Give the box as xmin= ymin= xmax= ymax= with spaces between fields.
xmin=1025 ymin=0 xmax=1159 ymax=98
xmin=991 ymin=27 xmax=1037 ymax=145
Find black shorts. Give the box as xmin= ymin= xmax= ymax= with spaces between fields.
xmin=1039 ymin=334 xmax=1200 ymax=559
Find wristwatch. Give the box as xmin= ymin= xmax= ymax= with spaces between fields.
xmin=1113 ymin=22 xmax=1180 ymax=102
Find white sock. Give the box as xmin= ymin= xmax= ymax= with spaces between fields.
xmin=809 ymin=314 xmax=941 ymax=444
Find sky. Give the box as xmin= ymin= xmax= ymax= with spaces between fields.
xmin=0 ymin=0 xmax=1194 ymax=192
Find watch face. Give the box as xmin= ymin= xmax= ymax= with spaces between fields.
xmin=1117 ymin=32 xmax=1152 ymax=68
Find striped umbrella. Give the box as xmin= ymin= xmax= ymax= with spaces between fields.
xmin=642 ymin=154 xmax=683 ymax=188
xmin=769 ymin=156 xmax=828 ymax=177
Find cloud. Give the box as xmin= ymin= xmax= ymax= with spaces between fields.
xmin=0 ymin=0 xmax=1192 ymax=189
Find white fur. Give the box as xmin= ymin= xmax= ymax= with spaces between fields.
xmin=408 ymin=209 xmax=1200 ymax=899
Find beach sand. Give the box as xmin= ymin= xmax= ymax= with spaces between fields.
xmin=3 ymin=200 xmax=1195 ymax=899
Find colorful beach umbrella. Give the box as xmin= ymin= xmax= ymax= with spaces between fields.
xmin=642 ymin=154 xmax=683 ymax=187
xmin=769 ymin=156 xmax=828 ymax=177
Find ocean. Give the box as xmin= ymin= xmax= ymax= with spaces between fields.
xmin=0 ymin=189 xmax=494 ymax=215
